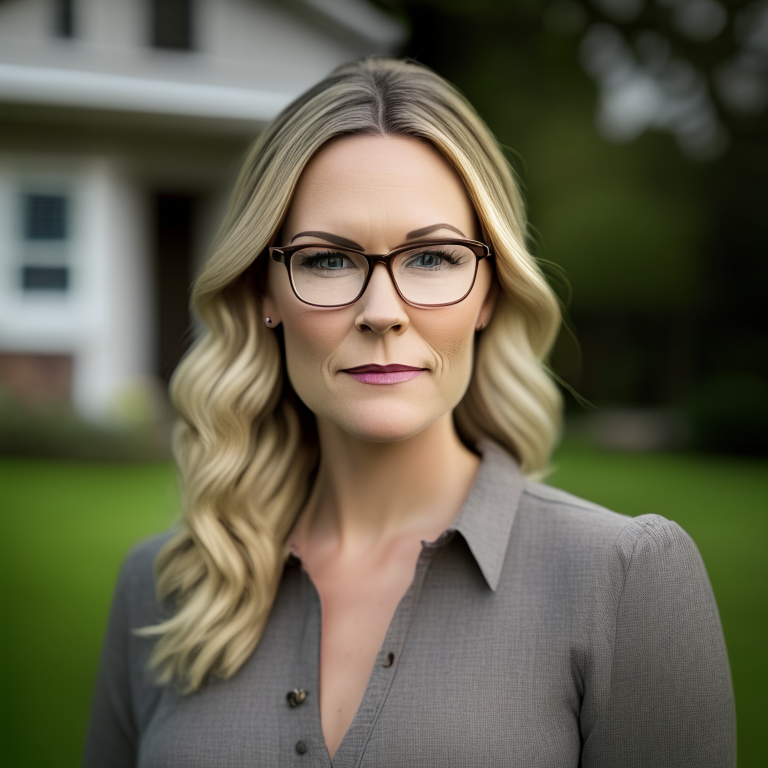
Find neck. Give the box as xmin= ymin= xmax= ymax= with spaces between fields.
xmin=291 ymin=414 xmax=481 ymax=556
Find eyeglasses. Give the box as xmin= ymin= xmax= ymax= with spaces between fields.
xmin=269 ymin=238 xmax=493 ymax=308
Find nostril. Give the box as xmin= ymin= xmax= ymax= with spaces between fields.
xmin=355 ymin=316 xmax=406 ymax=334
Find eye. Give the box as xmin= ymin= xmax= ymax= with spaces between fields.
xmin=403 ymin=249 xmax=463 ymax=269
xmin=297 ymin=250 xmax=358 ymax=272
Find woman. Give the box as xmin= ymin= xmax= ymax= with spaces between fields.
xmin=84 ymin=59 xmax=735 ymax=767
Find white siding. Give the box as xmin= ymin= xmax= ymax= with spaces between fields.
xmin=0 ymin=0 xmax=401 ymax=99
xmin=0 ymin=157 xmax=154 ymax=420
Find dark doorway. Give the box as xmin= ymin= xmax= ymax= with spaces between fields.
xmin=151 ymin=0 xmax=193 ymax=50
xmin=152 ymin=192 xmax=196 ymax=387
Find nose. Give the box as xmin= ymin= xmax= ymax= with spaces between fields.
xmin=354 ymin=262 xmax=410 ymax=335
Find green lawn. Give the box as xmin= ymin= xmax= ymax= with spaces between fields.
xmin=0 ymin=461 xmax=178 ymax=768
xmin=0 ymin=447 xmax=765 ymax=767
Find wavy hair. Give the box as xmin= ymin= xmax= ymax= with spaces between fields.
xmin=138 ymin=58 xmax=563 ymax=692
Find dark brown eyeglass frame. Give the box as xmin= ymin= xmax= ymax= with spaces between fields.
xmin=269 ymin=238 xmax=494 ymax=309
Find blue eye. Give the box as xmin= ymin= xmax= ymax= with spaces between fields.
xmin=298 ymin=251 xmax=357 ymax=271
xmin=404 ymin=250 xmax=462 ymax=269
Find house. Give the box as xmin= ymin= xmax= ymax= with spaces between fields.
xmin=0 ymin=0 xmax=403 ymax=423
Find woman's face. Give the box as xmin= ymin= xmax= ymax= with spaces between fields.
xmin=263 ymin=134 xmax=496 ymax=443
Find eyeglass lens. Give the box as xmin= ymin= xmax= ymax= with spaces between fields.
xmin=289 ymin=243 xmax=478 ymax=306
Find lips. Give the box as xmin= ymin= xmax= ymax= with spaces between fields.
xmin=341 ymin=363 xmax=425 ymax=385
xmin=342 ymin=364 xmax=423 ymax=373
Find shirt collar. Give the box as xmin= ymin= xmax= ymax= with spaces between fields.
xmin=447 ymin=439 xmax=525 ymax=592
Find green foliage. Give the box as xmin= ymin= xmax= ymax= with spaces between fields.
xmin=685 ymin=372 xmax=768 ymax=455
xmin=0 ymin=392 xmax=172 ymax=462
xmin=382 ymin=0 xmax=768 ymax=441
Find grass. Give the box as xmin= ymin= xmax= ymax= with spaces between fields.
xmin=0 ymin=446 xmax=765 ymax=767
xmin=0 ymin=461 xmax=178 ymax=768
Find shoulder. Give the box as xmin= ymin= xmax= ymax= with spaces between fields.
xmin=474 ymin=441 xmax=704 ymax=588
xmin=512 ymin=481 xmax=705 ymax=586
xmin=118 ymin=530 xmax=175 ymax=587
xmin=504 ymin=481 xmax=722 ymax=655
xmin=112 ymin=530 xmax=177 ymax=627
xmin=523 ymin=482 xmax=694 ymax=551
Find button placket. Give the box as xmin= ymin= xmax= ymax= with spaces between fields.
xmin=282 ymin=569 xmax=329 ymax=767
xmin=328 ymin=540 xmax=447 ymax=768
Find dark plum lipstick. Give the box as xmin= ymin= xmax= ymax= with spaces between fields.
xmin=342 ymin=364 xmax=424 ymax=385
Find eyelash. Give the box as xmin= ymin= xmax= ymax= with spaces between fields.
xmin=298 ymin=250 xmax=463 ymax=266
xmin=406 ymin=250 xmax=462 ymax=266
xmin=298 ymin=252 xmax=354 ymax=268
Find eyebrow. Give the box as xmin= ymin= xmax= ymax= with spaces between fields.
xmin=289 ymin=223 xmax=467 ymax=250
xmin=290 ymin=231 xmax=363 ymax=249
xmin=406 ymin=223 xmax=467 ymax=240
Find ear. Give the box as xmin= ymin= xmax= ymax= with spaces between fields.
xmin=476 ymin=276 xmax=498 ymax=332
xmin=260 ymin=259 xmax=282 ymax=329
xmin=262 ymin=299 xmax=281 ymax=328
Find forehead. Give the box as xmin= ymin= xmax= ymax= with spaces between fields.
xmin=303 ymin=134 xmax=458 ymax=184
xmin=283 ymin=134 xmax=478 ymax=242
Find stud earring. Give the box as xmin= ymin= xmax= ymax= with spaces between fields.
xmin=265 ymin=317 xmax=273 ymax=327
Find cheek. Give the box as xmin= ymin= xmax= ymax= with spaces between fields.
xmin=420 ymin=306 xmax=478 ymax=375
xmin=280 ymin=312 xmax=347 ymax=398
xmin=269 ymin=264 xmax=340 ymax=394
xmin=426 ymin=271 xmax=495 ymax=384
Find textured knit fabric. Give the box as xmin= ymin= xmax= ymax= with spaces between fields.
xmin=83 ymin=440 xmax=736 ymax=768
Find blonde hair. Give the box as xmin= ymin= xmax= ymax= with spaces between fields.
xmin=139 ymin=58 xmax=563 ymax=692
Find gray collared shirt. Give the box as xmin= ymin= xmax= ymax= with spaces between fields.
xmin=84 ymin=441 xmax=735 ymax=767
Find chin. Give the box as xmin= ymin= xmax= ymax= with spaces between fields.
xmin=333 ymin=402 xmax=440 ymax=444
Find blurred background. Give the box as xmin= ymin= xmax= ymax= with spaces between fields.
xmin=0 ymin=0 xmax=765 ymax=765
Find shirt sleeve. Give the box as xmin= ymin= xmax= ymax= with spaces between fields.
xmin=581 ymin=515 xmax=736 ymax=768
xmin=83 ymin=533 xmax=170 ymax=768
xmin=83 ymin=552 xmax=140 ymax=768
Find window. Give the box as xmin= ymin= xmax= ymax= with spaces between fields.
xmin=20 ymin=193 xmax=71 ymax=292
xmin=151 ymin=0 xmax=193 ymax=50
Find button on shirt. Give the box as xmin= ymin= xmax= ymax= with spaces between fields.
xmin=84 ymin=441 xmax=736 ymax=768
